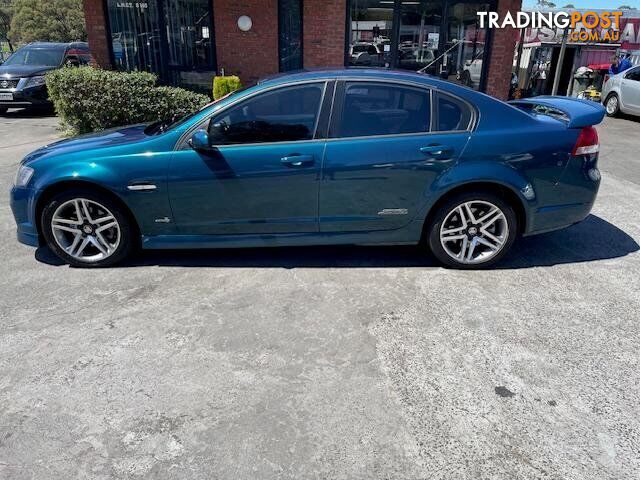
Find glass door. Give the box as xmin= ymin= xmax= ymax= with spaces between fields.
xmin=162 ymin=0 xmax=216 ymax=91
xmin=348 ymin=0 xmax=394 ymax=68
xmin=396 ymin=1 xmax=443 ymax=75
xmin=107 ymin=0 xmax=216 ymax=91
xmin=107 ymin=0 xmax=164 ymax=76
xmin=443 ymin=1 xmax=490 ymax=90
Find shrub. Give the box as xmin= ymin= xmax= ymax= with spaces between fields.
xmin=46 ymin=67 xmax=210 ymax=134
xmin=213 ymin=75 xmax=243 ymax=100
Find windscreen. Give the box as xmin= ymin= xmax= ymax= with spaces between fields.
xmin=3 ymin=47 xmax=65 ymax=67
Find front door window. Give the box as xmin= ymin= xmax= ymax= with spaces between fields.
xmin=207 ymin=83 xmax=325 ymax=145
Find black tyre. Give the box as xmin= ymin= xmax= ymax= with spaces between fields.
xmin=41 ymin=189 xmax=134 ymax=267
xmin=427 ymin=191 xmax=518 ymax=269
xmin=605 ymin=93 xmax=620 ymax=117
xmin=0 ymin=107 xmax=7 ymax=115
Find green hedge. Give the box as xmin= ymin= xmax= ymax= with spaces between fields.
xmin=213 ymin=75 xmax=243 ymax=100
xmin=46 ymin=67 xmax=210 ymax=134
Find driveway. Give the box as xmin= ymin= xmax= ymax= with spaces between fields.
xmin=1 ymin=111 xmax=639 ymax=479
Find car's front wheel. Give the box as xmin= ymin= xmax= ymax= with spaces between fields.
xmin=0 ymin=107 xmax=7 ymax=116
xmin=41 ymin=190 xmax=133 ymax=267
xmin=427 ymin=191 xmax=517 ymax=269
xmin=605 ymin=93 xmax=620 ymax=117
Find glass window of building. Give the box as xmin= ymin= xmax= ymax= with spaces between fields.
xmin=279 ymin=0 xmax=303 ymax=72
xmin=348 ymin=0 xmax=394 ymax=67
xmin=106 ymin=0 xmax=216 ymax=91
xmin=397 ymin=1 xmax=443 ymax=74
xmin=443 ymin=2 xmax=490 ymax=90
xmin=346 ymin=0 xmax=492 ymax=91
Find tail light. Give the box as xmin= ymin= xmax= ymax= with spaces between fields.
xmin=572 ymin=126 xmax=599 ymax=156
xmin=604 ymin=74 xmax=610 ymax=83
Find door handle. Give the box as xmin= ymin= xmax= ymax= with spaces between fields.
xmin=420 ymin=145 xmax=454 ymax=160
xmin=281 ymin=154 xmax=314 ymax=167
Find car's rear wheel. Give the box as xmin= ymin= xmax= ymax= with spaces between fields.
xmin=41 ymin=190 xmax=133 ymax=267
xmin=605 ymin=94 xmax=620 ymax=117
xmin=427 ymin=191 xmax=517 ymax=269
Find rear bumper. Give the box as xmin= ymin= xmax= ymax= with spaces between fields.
xmin=525 ymin=155 xmax=601 ymax=236
xmin=525 ymin=200 xmax=596 ymax=236
xmin=10 ymin=185 xmax=41 ymax=247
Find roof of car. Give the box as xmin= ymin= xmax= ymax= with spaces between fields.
xmin=258 ymin=68 xmax=466 ymax=93
xmin=25 ymin=42 xmax=89 ymax=49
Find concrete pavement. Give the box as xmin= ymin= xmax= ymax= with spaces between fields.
xmin=0 ymin=109 xmax=638 ymax=479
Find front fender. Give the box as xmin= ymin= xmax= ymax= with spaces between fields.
xmin=30 ymin=156 xmax=173 ymax=236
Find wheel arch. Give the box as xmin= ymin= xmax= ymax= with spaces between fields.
xmin=34 ymin=180 xmax=141 ymax=246
xmin=420 ymin=181 xmax=528 ymax=242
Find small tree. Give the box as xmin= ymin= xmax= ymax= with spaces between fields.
xmin=0 ymin=0 xmax=13 ymax=51
xmin=562 ymin=4 xmax=575 ymax=8
xmin=618 ymin=5 xmax=633 ymax=9
xmin=10 ymin=0 xmax=86 ymax=43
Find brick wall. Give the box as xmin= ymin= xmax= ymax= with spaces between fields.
xmin=303 ymin=0 xmax=346 ymax=68
xmin=82 ymin=0 xmax=112 ymax=68
xmin=212 ymin=0 xmax=279 ymax=84
xmin=484 ymin=0 xmax=522 ymax=99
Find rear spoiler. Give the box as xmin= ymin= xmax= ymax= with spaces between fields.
xmin=509 ymin=96 xmax=606 ymax=129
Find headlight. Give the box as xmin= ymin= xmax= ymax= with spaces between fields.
xmin=22 ymin=76 xmax=46 ymax=88
xmin=14 ymin=165 xmax=34 ymax=187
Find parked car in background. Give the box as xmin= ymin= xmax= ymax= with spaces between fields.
xmin=349 ymin=43 xmax=385 ymax=67
xmin=10 ymin=69 xmax=605 ymax=269
xmin=459 ymin=49 xmax=484 ymax=88
xmin=602 ymin=65 xmax=640 ymax=117
xmin=0 ymin=42 xmax=92 ymax=115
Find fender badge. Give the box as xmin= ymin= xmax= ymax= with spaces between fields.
xmin=154 ymin=217 xmax=171 ymax=223
xmin=378 ymin=208 xmax=408 ymax=216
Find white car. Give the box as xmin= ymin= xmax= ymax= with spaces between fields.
xmin=601 ymin=65 xmax=640 ymax=117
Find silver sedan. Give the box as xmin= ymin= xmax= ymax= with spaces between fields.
xmin=602 ymin=65 xmax=640 ymax=117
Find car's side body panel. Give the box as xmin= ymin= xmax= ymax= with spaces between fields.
xmin=10 ymin=68 xmax=603 ymax=254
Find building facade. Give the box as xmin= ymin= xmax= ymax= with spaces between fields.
xmin=83 ymin=0 xmax=521 ymax=98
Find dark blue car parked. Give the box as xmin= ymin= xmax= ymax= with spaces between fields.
xmin=10 ymin=69 xmax=605 ymax=268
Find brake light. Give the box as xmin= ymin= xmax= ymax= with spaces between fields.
xmin=572 ymin=126 xmax=599 ymax=156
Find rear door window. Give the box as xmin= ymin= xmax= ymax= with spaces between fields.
xmin=335 ymin=82 xmax=431 ymax=138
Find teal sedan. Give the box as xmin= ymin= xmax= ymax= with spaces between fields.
xmin=10 ymin=69 xmax=605 ymax=268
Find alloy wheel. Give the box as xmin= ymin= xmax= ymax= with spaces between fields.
xmin=439 ymin=200 xmax=509 ymax=265
xmin=606 ymin=96 xmax=618 ymax=115
xmin=50 ymin=198 xmax=121 ymax=263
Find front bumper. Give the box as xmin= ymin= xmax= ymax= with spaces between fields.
xmin=0 ymin=84 xmax=51 ymax=109
xmin=10 ymin=186 xmax=41 ymax=247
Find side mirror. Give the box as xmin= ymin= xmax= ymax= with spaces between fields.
xmin=188 ymin=129 xmax=213 ymax=152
